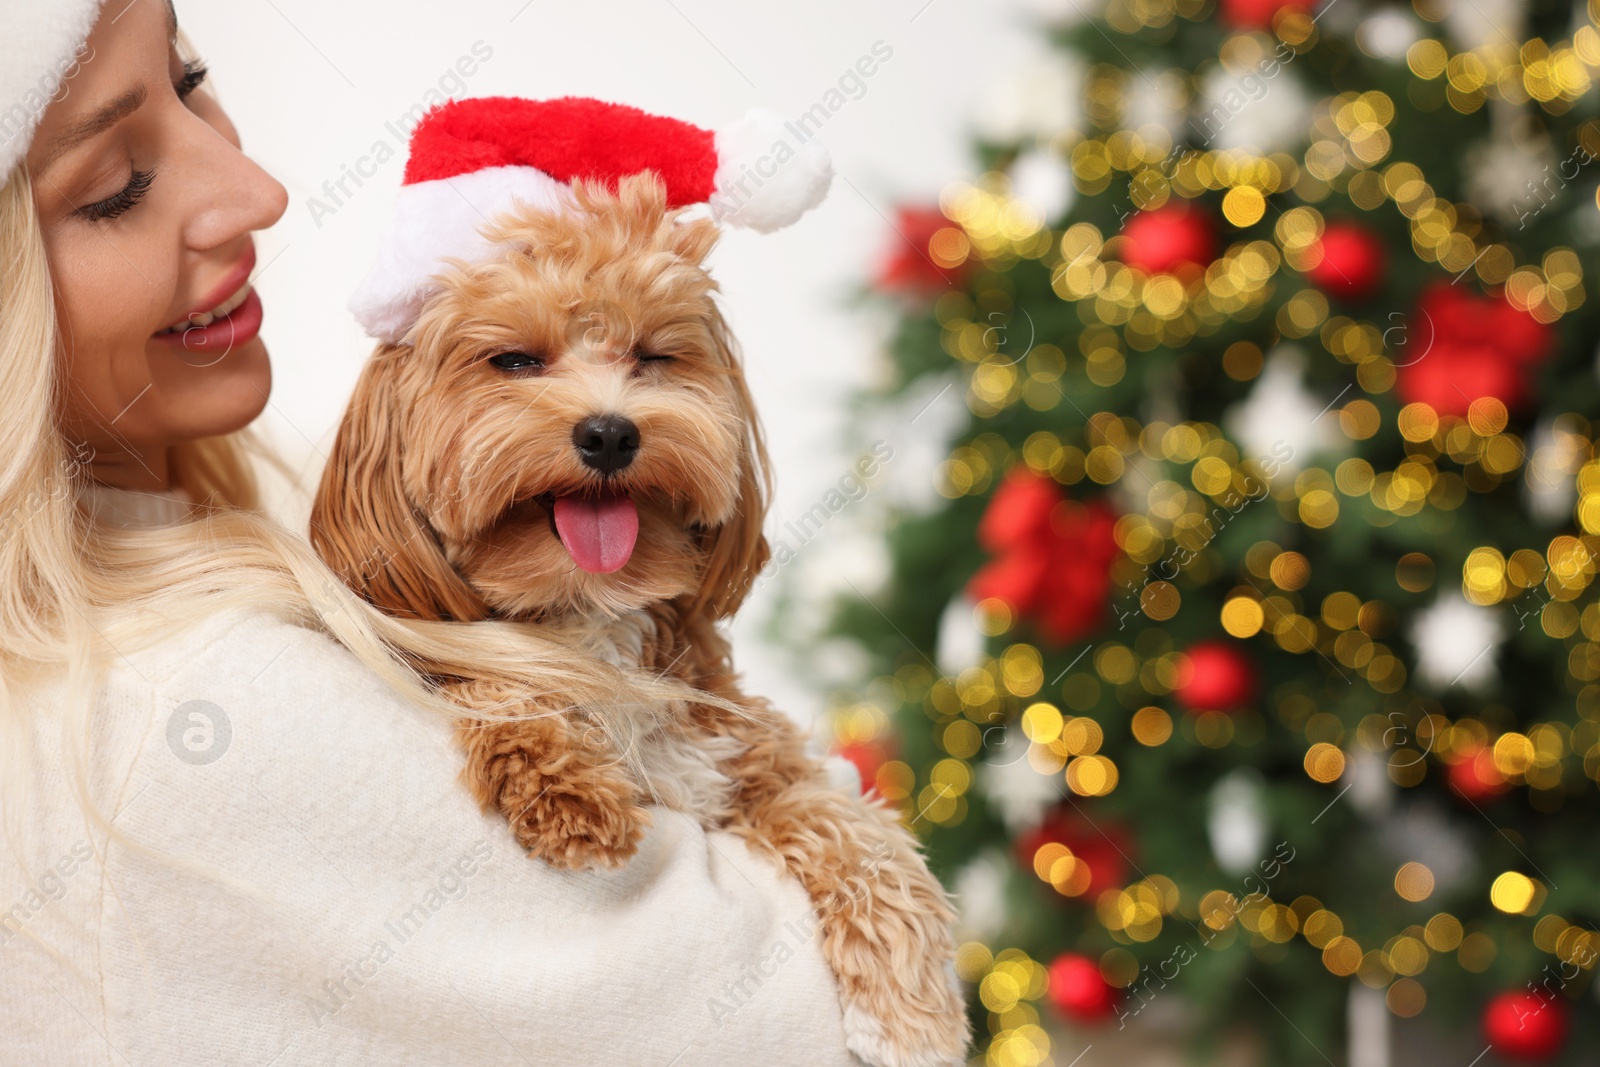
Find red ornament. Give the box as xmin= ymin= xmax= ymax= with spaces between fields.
xmin=1448 ymin=745 xmax=1508 ymax=803
xmin=1047 ymin=953 xmax=1120 ymax=1023
xmin=1219 ymin=0 xmax=1316 ymax=30
xmin=1175 ymin=641 xmax=1259 ymax=712
xmin=1118 ymin=203 xmax=1216 ymax=275
xmin=872 ymin=206 xmax=972 ymax=296
xmin=1483 ymin=990 xmax=1569 ymax=1061
xmin=968 ymin=469 xmax=1120 ymax=647
xmin=1307 ymin=222 xmax=1386 ymax=301
xmin=1394 ymin=284 xmax=1554 ymax=417
xmin=1015 ymin=810 xmax=1131 ymax=898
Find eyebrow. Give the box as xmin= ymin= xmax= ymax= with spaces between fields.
xmin=32 ymin=0 xmax=180 ymax=180
xmin=35 ymin=85 xmax=148 ymax=178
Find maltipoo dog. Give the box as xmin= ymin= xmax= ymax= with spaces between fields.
xmin=311 ymin=173 xmax=967 ymax=1066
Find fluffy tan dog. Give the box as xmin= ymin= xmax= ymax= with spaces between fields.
xmin=311 ymin=174 xmax=968 ymax=1066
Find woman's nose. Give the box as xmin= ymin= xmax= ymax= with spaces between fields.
xmin=182 ymin=114 xmax=288 ymax=249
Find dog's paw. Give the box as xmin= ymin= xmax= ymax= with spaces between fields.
xmin=820 ymin=843 xmax=970 ymax=1067
xmin=816 ymin=876 xmax=969 ymax=1067
xmin=503 ymin=780 xmax=652 ymax=870
xmin=841 ymin=995 xmax=966 ymax=1067
xmin=837 ymin=959 xmax=968 ymax=1067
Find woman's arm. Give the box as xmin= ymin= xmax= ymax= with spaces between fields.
xmin=0 ymin=607 xmax=860 ymax=1067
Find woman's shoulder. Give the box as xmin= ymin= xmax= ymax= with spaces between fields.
xmin=103 ymin=603 xmax=439 ymax=730
xmin=98 ymin=603 xmax=458 ymax=782
xmin=108 ymin=603 xmax=384 ymax=696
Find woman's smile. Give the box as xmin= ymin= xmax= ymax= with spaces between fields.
xmin=151 ymin=243 xmax=264 ymax=355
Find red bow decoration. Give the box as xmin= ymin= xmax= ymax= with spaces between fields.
xmin=873 ymin=206 xmax=972 ymax=296
xmin=968 ymin=469 xmax=1120 ymax=647
xmin=1395 ymin=284 xmax=1553 ymax=417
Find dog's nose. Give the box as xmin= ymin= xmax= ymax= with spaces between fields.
xmin=572 ymin=414 xmax=640 ymax=474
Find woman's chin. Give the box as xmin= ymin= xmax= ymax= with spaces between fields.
xmin=150 ymin=336 xmax=273 ymax=438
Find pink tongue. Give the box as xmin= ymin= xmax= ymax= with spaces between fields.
xmin=552 ymin=494 xmax=639 ymax=573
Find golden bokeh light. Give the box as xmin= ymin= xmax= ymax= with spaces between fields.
xmin=1304 ymin=743 xmax=1346 ymax=783
xmin=1131 ymin=706 xmax=1172 ymax=746
xmin=1387 ymin=978 xmax=1426 ymax=1017
xmin=1302 ymin=909 xmax=1344 ymax=948
xmin=1020 ymin=702 xmax=1064 ymax=745
xmin=1490 ymin=871 xmax=1537 ymax=914
xmin=1223 ymin=186 xmax=1267 ymax=227
xmin=1220 ymin=596 xmax=1265 ymax=638
xmin=1061 ymin=717 xmax=1105 ymax=755
xmin=1270 ymin=551 xmax=1311 ymax=590
xmin=1323 ymin=936 xmax=1362 ymax=976
xmin=1141 ymin=580 xmax=1181 ymax=620
xmin=1395 ymin=552 xmax=1436 ymax=592
xmin=955 ymin=941 xmax=993 ymax=983
xmin=1066 ymin=754 xmax=1119 ymax=796
xmin=1394 ymin=862 xmax=1435 ymax=903
xmin=1423 ymin=913 xmax=1463 ymax=952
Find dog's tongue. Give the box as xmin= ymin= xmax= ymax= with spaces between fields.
xmin=552 ymin=493 xmax=639 ymax=573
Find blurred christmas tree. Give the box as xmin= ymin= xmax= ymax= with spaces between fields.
xmin=817 ymin=0 xmax=1600 ymax=1063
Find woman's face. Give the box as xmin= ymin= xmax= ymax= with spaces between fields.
xmin=25 ymin=0 xmax=287 ymax=490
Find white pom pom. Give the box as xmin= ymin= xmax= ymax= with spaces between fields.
xmin=710 ymin=108 xmax=832 ymax=232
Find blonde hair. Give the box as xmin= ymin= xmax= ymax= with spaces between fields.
xmin=0 ymin=154 xmax=691 ymax=900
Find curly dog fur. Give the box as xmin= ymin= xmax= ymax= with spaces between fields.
xmin=310 ymin=175 xmax=968 ymax=1067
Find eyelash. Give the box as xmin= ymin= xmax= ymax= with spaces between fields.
xmin=77 ymin=168 xmax=155 ymax=222
xmin=73 ymin=60 xmax=207 ymax=223
xmin=177 ymin=60 xmax=209 ymax=100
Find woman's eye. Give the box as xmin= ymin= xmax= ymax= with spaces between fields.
xmin=487 ymin=351 xmax=545 ymax=373
xmin=176 ymin=59 xmax=209 ymax=101
xmin=76 ymin=169 xmax=156 ymax=223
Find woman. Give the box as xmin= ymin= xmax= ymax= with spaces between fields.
xmin=0 ymin=2 xmax=860 ymax=1064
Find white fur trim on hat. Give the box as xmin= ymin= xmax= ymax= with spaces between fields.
xmin=348 ymin=165 xmax=571 ymax=345
xmin=0 ymin=0 xmax=105 ymax=188
xmin=709 ymin=108 xmax=833 ymax=234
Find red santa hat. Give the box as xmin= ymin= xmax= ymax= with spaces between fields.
xmin=349 ymin=95 xmax=832 ymax=343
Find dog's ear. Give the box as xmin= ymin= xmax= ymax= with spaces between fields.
xmin=310 ymin=347 xmax=490 ymax=622
xmin=685 ymin=310 xmax=772 ymax=622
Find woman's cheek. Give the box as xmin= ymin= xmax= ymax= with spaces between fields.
xmin=47 ymin=224 xmax=169 ymax=445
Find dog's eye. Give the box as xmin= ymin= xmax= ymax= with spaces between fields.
xmin=487 ymin=351 xmax=545 ymax=373
xmin=633 ymin=349 xmax=673 ymax=364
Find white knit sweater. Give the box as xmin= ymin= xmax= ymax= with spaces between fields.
xmin=1 ymin=489 xmax=859 ymax=1066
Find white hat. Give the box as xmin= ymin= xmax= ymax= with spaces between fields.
xmin=0 ymin=1 xmax=106 ymax=189
xmin=348 ymin=95 xmax=832 ymax=345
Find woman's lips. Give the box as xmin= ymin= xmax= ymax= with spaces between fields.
xmin=170 ymin=247 xmax=256 ymax=327
xmin=150 ymin=288 xmax=264 ymax=354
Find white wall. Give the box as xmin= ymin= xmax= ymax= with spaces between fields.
xmin=180 ymin=0 xmax=1037 ymax=722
